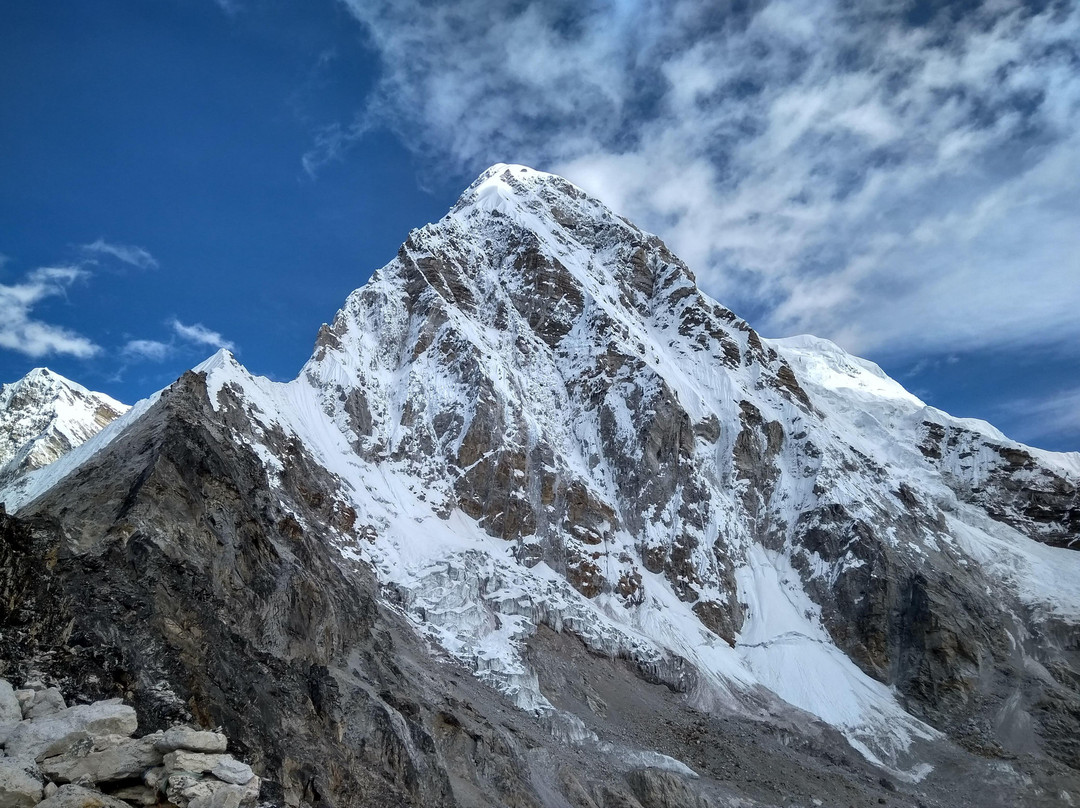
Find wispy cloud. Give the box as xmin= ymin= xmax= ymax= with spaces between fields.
xmin=0 ymin=266 xmax=99 ymax=358
xmin=340 ymin=0 xmax=1080 ymax=359
xmin=999 ymin=387 xmax=1080 ymax=445
xmin=170 ymin=318 xmax=235 ymax=351
xmin=905 ymin=354 xmax=960 ymax=380
xmin=80 ymin=237 xmax=159 ymax=270
xmin=122 ymin=339 xmax=171 ymax=362
xmin=213 ymin=0 xmax=242 ymax=16
xmin=301 ymin=116 xmax=370 ymax=179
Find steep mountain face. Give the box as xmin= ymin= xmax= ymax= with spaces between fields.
xmin=2 ymin=165 xmax=1079 ymax=808
xmin=0 ymin=368 xmax=127 ymax=485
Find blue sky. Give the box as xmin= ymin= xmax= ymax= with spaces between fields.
xmin=1 ymin=0 xmax=1078 ymax=451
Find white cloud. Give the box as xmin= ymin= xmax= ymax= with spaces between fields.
xmin=122 ymin=339 xmax=171 ymax=362
xmin=80 ymin=238 xmax=159 ymax=270
xmin=170 ymin=319 xmax=235 ymax=351
xmin=340 ymin=0 xmax=1080 ymax=359
xmin=0 ymin=266 xmax=99 ymax=358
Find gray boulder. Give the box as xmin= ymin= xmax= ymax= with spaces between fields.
xmin=190 ymin=781 xmax=259 ymax=808
xmin=0 ymin=680 xmax=21 ymax=726
xmin=0 ymin=757 xmax=43 ymax=808
xmin=166 ymin=772 xmax=259 ymax=808
xmin=39 ymin=733 xmax=162 ymax=785
xmin=35 ymin=784 xmax=130 ymax=808
xmin=154 ymin=727 xmax=227 ymax=754
xmin=12 ymin=692 xmax=34 ymax=717
xmin=209 ymin=758 xmax=253 ymax=786
xmin=162 ymin=751 xmax=226 ymax=775
xmin=24 ymin=688 xmax=66 ymax=720
xmin=4 ymin=703 xmax=137 ymax=762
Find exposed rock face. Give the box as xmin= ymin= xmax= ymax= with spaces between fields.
xmin=916 ymin=417 xmax=1080 ymax=548
xmin=1 ymin=164 xmax=1079 ymax=807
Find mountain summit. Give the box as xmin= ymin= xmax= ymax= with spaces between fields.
xmin=1 ymin=165 xmax=1078 ymax=808
xmin=0 ymin=367 xmax=127 ymax=485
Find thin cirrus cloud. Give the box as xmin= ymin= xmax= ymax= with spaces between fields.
xmin=301 ymin=116 xmax=370 ymax=179
xmin=80 ymin=238 xmax=159 ymax=270
xmin=337 ymin=0 xmax=1080 ymax=359
xmin=169 ymin=319 xmax=236 ymax=352
xmin=999 ymin=387 xmax=1080 ymax=444
xmin=213 ymin=0 xmax=242 ymax=16
xmin=0 ymin=266 xmax=99 ymax=358
xmin=121 ymin=339 xmax=172 ymax=362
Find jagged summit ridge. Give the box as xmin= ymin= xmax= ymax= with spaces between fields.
xmin=2 ymin=164 xmax=1079 ymax=804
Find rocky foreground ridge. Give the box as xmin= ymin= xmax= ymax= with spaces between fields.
xmin=1 ymin=164 xmax=1079 ymax=807
xmin=0 ymin=676 xmax=259 ymax=808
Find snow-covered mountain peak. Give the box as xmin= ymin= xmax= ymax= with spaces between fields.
xmin=6 ymin=366 xmax=111 ymax=401
xmin=451 ymin=163 xmax=586 ymax=214
xmin=445 ymin=163 xmax=646 ymax=270
xmin=193 ymin=347 xmax=241 ymax=375
xmin=3 ymin=165 xmax=1078 ymax=791
xmin=0 ymin=367 xmax=128 ymax=483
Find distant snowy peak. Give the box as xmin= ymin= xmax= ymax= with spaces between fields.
xmin=767 ymin=334 xmax=925 ymax=409
xmin=0 ymin=367 xmax=128 ymax=483
xmin=768 ymin=334 xmax=1079 ymax=547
